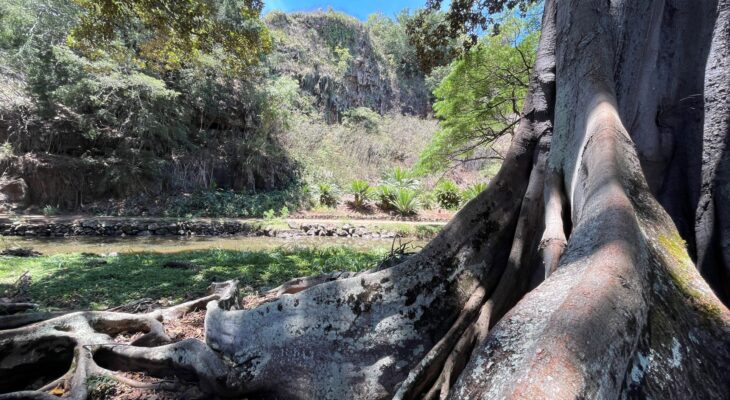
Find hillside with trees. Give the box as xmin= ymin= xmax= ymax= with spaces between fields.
xmin=0 ymin=2 xmax=471 ymax=218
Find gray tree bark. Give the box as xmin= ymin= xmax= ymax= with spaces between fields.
xmin=1 ymin=0 xmax=730 ymax=399
xmin=697 ymin=0 xmax=730 ymax=303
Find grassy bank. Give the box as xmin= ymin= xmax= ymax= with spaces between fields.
xmin=0 ymin=246 xmax=388 ymax=310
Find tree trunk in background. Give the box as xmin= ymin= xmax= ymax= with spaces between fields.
xmin=697 ymin=0 xmax=730 ymax=304
xmin=1 ymin=0 xmax=730 ymax=399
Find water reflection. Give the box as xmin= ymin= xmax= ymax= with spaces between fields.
xmin=0 ymin=235 xmax=426 ymax=255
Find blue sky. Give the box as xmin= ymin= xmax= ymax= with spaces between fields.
xmin=262 ymin=0 xmax=431 ymax=20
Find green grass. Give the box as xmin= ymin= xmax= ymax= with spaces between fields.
xmin=0 ymin=246 xmax=387 ymax=310
xmin=414 ymin=225 xmax=442 ymax=239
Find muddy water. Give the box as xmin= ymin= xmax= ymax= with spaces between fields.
xmin=0 ymin=235 xmax=427 ymax=255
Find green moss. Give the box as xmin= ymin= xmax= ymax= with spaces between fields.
xmin=658 ymin=233 xmax=691 ymax=265
xmin=658 ymin=233 xmax=723 ymax=318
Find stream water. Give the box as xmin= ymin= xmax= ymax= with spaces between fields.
xmin=0 ymin=235 xmax=427 ymax=255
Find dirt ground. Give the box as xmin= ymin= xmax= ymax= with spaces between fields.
xmin=83 ymin=292 xmax=273 ymax=400
xmin=293 ymin=197 xmax=455 ymax=222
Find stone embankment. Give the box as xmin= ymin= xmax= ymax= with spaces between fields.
xmin=0 ymin=217 xmax=430 ymax=239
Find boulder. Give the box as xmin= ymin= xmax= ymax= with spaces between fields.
xmin=81 ymin=220 xmax=98 ymax=228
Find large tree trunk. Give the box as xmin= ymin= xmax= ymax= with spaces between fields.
xmin=697 ymin=0 xmax=730 ymax=304
xmin=452 ymin=1 xmax=730 ymax=397
xmin=2 ymin=0 xmax=730 ymax=399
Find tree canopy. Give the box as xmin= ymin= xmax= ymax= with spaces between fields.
xmin=404 ymin=9 xmax=459 ymax=74
xmin=425 ymin=0 xmax=539 ymax=44
xmin=417 ymin=13 xmax=539 ymax=174
xmin=68 ymin=0 xmax=272 ymax=72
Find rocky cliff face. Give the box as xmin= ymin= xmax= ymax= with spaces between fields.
xmin=265 ymin=11 xmax=430 ymax=122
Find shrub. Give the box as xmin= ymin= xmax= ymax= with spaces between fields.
xmin=263 ymin=209 xmax=277 ymax=220
xmin=342 ymin=107 xmax=381 ymax=133
xmin=462 ymin=182 xmax=488 ymax=203
xmin=434 ymin=180 xmax=461 ymax=209
xmin=383 ymin=166 xmax=419 ymax=190
xmin=316 ymin=182 xmax=339 ymax=208
xmin=349 ymin=179 xmax=372 ymax=208
xmin=375 ymin=185 xmax=397 ymax=210
xmin=334 ymin=45 xmax=352 ymax=76
xmin=393 ymin=188 xmax=419 ymax=216
xmin=161 ymin=185 xmax=310 ymax=218
xmin=29 ymin=45 xmax=188 ymax=150
xmin=42 ymin=205 xmax=59 ymax=216
xmin=418 ymin=190 xmax=437 ymax=210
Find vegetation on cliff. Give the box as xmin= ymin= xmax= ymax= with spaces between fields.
xmin=0 ymin=2 xmax=441 ymax=214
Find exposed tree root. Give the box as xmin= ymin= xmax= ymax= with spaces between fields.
xmin=401 ymin=133 xmax=553 ymax=400
xmin=540 ymin=166 xmax=568 ymax=278
xmin=449 ymin=116 xmax=730 ymax=399
xmin=267 ymin=270 xmax=361 ymax=297
xmin=0 ymin=280 xmax=239 ymax=399
xmin=0 ymin=311 xmax=71 ymax=330
xmin=392 ymin=284 xmax=488 ymax=400
xmin=0 ymin=302 xmax=38 ymax=315
xmin=446 ymin=0 xmax=730 ymax=392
